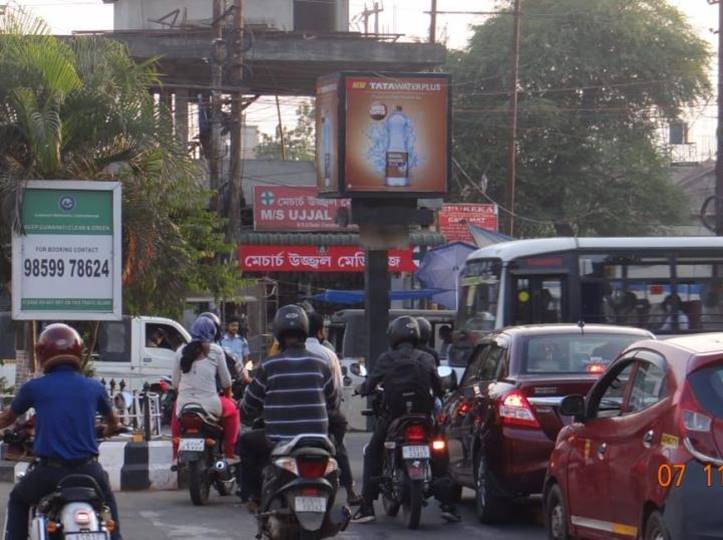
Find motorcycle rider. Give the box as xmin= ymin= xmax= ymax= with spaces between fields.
xmin=238 ymin=305 xmax=339 ymax=509
xmin=306 ymin=311 xmax=361 ymax=505
xmin=351 ymin=316 xmax=459 ymax=524
xmin=417 ymin=317 xmax=440 ymax=367
xmin=0 ymin=323 xmax=123 ymax=540
xmin=172 ymin=316 xmax=240 ymax=462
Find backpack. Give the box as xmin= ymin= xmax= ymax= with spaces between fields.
xmin=382 ymin=349 xmax=434 ymax=417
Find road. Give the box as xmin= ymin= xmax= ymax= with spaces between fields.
xmin=0 ymin=434 xmax=545 ymax=539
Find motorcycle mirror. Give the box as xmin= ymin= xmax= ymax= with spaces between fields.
xmin=349 ymin=362 xmax=361 ymax=376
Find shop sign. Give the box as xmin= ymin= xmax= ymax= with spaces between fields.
xmin=253 ymin=186 xmax=352 ymax=231
xmin=439 ymin=204 xmax=498 ymax=243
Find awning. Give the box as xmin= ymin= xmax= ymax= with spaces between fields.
xmin=238 ymin=230 xmax=446 ymax=247
xmin=310 ymin=288 xmax=450 ymax=305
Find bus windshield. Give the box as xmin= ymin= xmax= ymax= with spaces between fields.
xmin=457 ymin=259 xmax=501 ymax=333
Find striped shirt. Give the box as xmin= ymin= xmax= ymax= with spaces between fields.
xmin=241 ymin=344 xmax=338 ymax=442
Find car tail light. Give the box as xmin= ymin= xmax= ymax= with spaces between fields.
xmin=297 ymin=456 xmax=329 ymax=479
xmin=179 ymin=414 xmax=204 ymax=432
xmin=586 ymin=362 xmax=606 ymax=374
xmin=680 ymin=383 xmax=720 ymax=458
xmin=405 ymin=424 xmax=427 ymax=443
xmin=499 ymin=390 xmax=540 ymax=428
xmin=456 ymin=402 xmax=472 ymax=417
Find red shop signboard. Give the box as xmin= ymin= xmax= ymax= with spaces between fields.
xmin=438 ymin=203 xmax=498 ymax=243
xmin=239 ymin=245 xmax=415 ymax=273
xmin=253 ymin=186 xmax=352 ymax=231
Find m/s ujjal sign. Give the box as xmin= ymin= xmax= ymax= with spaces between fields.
xmin=12 ymin=181 xmax=122 ymax=321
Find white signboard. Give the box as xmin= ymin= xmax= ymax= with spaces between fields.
xmin=12 ymin=181 xmax=122 ymax=321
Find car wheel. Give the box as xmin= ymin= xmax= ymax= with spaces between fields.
xmin=474 ymin=453 xmax=508 ymax=524
xmin=645 ymin=510 xmax=671 ymax=540
xmin=545 ymin=484 xmax=569 ymax=540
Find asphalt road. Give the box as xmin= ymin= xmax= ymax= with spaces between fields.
xmin=0 ymin=434 xmax=546 ymax=539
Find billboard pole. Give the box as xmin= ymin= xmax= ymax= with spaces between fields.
xmin=505 ymin=0 xmax=522 ymax=236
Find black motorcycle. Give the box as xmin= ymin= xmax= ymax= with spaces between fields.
xmin=256 ymin=434 xmax=351 ymax=540
xmin=176 ymin=403 xmax=236 ymax=506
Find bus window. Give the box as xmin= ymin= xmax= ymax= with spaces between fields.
xmin=513 ymin=276 xmax=565 ymax=325
xmin=457 ymin=259 xmax=501 ymax=333
xmin=677 ymin=261 xmax=723 ymax=331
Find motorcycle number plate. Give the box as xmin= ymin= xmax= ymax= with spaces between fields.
xmin=402 ymin=445 xmax=430 ymax=459
xmin=179 ymin=438 xmax=205 ymax=452
xmin=65 ymin=534 xmax=108 ymax=540
xmin=295 ymin=496 xmax=327 ymax=513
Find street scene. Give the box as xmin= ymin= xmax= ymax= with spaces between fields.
xmin=1 ymin=0 xmax=723 ymax=539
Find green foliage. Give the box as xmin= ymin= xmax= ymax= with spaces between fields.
xmin=449 ymin=0 xmax=711 ymax=236
xmin=255 ymin=102 xmax=316 ymax=161
xmin=0 ymin=6 xmax=241 ymax=318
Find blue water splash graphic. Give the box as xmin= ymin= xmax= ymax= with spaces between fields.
xmin=365 ymin=117 xmax=420 ymax=174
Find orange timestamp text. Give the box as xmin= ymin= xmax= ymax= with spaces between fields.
xmin=657 ymin=463 xmax=723 ymax=488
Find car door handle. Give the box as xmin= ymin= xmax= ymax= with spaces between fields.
xmin=597 ymin=443 xmax=607 ymax=459
xmin=643 ymin=430 xmax=655 ymax=449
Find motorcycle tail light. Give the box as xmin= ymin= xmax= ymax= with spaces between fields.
xmin=405 ymin=424 xmax=426 ymax=443
xmin=432 ymin=439 xmax=446 ymax=452
xmin=179 ymin=414 xmax=204 ymax=432
xmin=499 ymin=391 xmax=540 ymax=428
xmin=297 ymin=456 xmax=329 ymax=479
xmin=74 ymin=510 xmax=92 ymax=525
xmin=274 ymin=457 xmax=299 ymax=476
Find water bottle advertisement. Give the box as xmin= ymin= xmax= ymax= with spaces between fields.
xmin=315 ymin=72 xmax=450 ymax=198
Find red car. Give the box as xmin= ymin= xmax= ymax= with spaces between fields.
xmin=439 ymin=324 xmax=652 ymax=523
xmin=545 ymin=334 xmax=723 ymax=540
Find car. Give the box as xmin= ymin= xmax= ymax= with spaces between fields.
xmin=544 ymin=333 xmax=723 ymax=540
xmin=439 ymin=323 xmax=653 ymax=523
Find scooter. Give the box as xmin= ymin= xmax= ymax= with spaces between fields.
xmin=176 ymin=403 xmax=237 ymax=506
xmin=256 ymin=434 xmax=351 ymax=540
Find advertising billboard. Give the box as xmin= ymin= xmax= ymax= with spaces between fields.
xmin=12 ymin=181 xmax=122 ymax=321
xmin=253 ymin=186 xmax=352 ymax=231
xmin=316 ymin=72 xmax=451 ymax=198
xmin=239 ymin=245 xmax=415 ymax=273
xmin=439 ymin=204 xmax=499 ymax=243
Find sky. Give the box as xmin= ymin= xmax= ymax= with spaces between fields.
xmin=9 ymin=0 xmax=721 ymax=150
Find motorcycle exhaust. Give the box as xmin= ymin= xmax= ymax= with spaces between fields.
xmin=214 ymin=459 xmax=232 ymax=481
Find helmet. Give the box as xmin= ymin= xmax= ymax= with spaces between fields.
xmin=199 ymin=312 xmax=222 ymax=342
xmin=191 ymin=316 xmax=218 ymax=343
xmin=417 ymin=317 xmax=432 ymax=346
xmin=388 ymin=316 xmax=420 ymax=349
xmin=273 ymin=304 xmax=309 ymax=343
xmin=35 ymin=323 xmax=83 ymax=373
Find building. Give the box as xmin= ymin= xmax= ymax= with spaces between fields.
xmin=670 ymin=160 xmax=715 ymax=235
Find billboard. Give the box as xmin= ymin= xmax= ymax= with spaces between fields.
xmin=253 ymin=186 xmax=352 ymax=231
xmin=239 ymin=245 xmax=415 ymax=273
xmin=12 ymin=181 xmax=122 ymax=321
xmin=439 ymin=204 xmax=498 ymax=243
xmin=316 ymin=72 xmax=451 ymax=198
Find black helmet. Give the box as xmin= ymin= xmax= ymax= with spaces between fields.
xmin=417 ymin=317 xmax=432 ymax=346
xmin=388 ymin=316 xmax=420 ymax=349
xmin=273 ymin=304 xmax=309 ymax=343
xmin=199 ymin=312 xmax=222 ymax=342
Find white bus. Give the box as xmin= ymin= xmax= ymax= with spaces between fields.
xmin=456 ymin=237 xmax=723 ymax=341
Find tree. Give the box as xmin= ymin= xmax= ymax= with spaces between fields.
xmin=255 ymin=102 xmax=315 ymax=161
xmin=0 ymin=6 xmax=241 ymax=318
xmin=449 ymin=0 xmax=711 ymax=236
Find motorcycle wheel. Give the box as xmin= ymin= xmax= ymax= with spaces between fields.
xmin=215 ymin=478 xmax=236 ymax=496
xmin=382 ymin=491 xmax=401 ymax=517
xmin=402 ymin=479 xmax=424 ymax=530
xmin=189 ymin=460 xmax=211 ymax=506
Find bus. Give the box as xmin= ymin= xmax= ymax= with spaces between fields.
xmin=455 ymin=237 xmax=723 ymax=346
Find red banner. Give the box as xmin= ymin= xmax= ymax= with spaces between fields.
xmin=253 ymin=186 xmax=352 ymax=231
xmin=239 ymin=245 xmax=415 ymax=273
xmin=439 ymin=204 xmax=498 ymax=243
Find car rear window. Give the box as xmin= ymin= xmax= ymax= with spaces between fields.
xmin=688 ymin=365 xmax=723 ymax=418
xmin=521 ymin=333 xmax=643 ymax=374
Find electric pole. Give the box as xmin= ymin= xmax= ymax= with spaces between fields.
xmin=505 ymin=0 xmax=522 ymax=236
xmin=716 ymin=0 xmax=723 ymax=235
xmin=430 ymin=0 xmax=437 ymax=43
xmin=227 ymin=0 xmax=245 ymax=243
xmin=360 ymin=2 xmax=383 ymax=35
xmin=209 ymin=0 xmax=224 ymax=196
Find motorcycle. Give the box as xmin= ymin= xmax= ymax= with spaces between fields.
xmin=176 ymin=403 xmax=236 ymax=506
xmin=256 ymin=434 xmax=351 ymax=540
xmin=361 ymin=366 xmax=456 ymax=530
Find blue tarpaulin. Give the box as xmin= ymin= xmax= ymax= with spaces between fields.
xmin=311 ymin=288 xmax=451 ymax=305
xmin=415 ymin=242 xmax=478 ymax=309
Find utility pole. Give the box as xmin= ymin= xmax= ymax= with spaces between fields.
xmin=360 ymin=2 xmax=383 ymax=35
xmin=209 ymin=0 xmax=224 ymax=197
xmin=505 ymin=0 xmax=522 ymax=236
xmin=716 ymin=0 xmax=723 ymax=235
xmin=429 ymin=0 xmax=437 ymax=43
xmin=275 ymin=95 xmax=287 ymax=160
xmin=227 ymin=0 xmax=245 ymax=243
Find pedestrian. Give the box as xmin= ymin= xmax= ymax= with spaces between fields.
xmin=221 ymin=315 xmax=251 ymax=366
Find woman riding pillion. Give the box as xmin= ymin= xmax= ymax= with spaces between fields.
xmin=172 ymin=316 xmax=241 ymax=462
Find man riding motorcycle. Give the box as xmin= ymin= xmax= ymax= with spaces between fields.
xmin=416 ymin=317 xmax=440 ymax=367
xmin=238 ymin=304 xmax=339 ymax=509
xmin=0 ymin=323 xmax=123 ymax=540
xmin=352 ymin=316 xmax=459 ymax=524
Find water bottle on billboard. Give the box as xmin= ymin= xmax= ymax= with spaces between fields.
xmin=385 ymin=105 xmax=411 ymax=187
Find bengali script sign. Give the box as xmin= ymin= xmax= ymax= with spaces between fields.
xmin=438 ymin=204 xmax=498 ymax=243
xmin=254 ymin=186 xmax=353 ymax=231
xmin=239 ymin=245 xmax=415 ymax=273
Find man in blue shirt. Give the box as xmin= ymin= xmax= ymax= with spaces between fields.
xmin=0 ymin=324 xmax=122 ymax=540
xmin=220 ymin=315 xmax=250 ymax=365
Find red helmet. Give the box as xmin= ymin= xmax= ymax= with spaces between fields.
xmin=35 ymin=323 xmax=84 ymax=372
